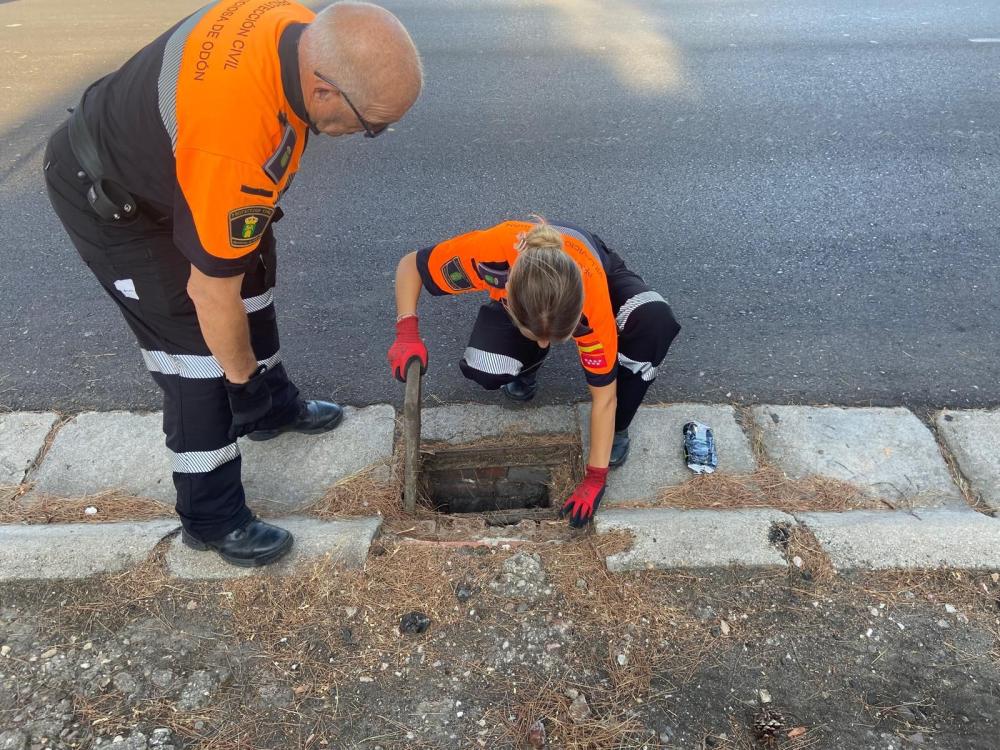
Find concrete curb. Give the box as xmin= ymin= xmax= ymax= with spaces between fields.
xmin=2 ymin=402 xmax=1000 ymax=580
xmin=0 ymin=521 xmax=179 ymax=581
xmin=0 ymin=516 xmax=382 ymax=581
xmin=752 ymin=405 xmax=964 ymax=507
xmin=935 ymin=409 xmax=1000 ymax=513
xmin=796 ymin=509 xmax=1000 ymax=572
xmin=166 ymin=516 xmax=382 ymax=579
xmin=595 ymin=508 xmax=794 ymax=572
xmin=0 ymin=412 xmax=60 ymax=486
xmin=24 ymin=405 xmax=396 ymax=509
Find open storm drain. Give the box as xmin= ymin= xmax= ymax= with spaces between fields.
xmin=419 ymin=436 xmax=582 ymax=524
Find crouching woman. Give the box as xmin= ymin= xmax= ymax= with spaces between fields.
xmin=388 ymin=218 xmax=680 ymax=527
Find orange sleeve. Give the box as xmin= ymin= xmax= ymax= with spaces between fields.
xmin=173 ymin=148 xmax=278 ymax=276
xmin=414 ymin=223 xmax=523 ymax=296
xmin=575 ymin=310 xmax=619 ymax=387
xmin=575 ymin=270 xmax=619 ymax=386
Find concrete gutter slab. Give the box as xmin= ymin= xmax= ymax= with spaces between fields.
xmin=165 ymin=516 xmax=382 ymax=579
xmin=581 ymin=403 xmax=757 ymax=504
xmin=595 ymin=508 xmax=793 ymax=572
xmin=798 ymin=509 xmax=1000 ymax=571
xmin=421 ymin=404 xmax=578 ymax=444
xmin=935 ymin=409 xmax=1000 ymax=512
xmin=239 ymin=405 xmax=396 ymax=510
xmin=28 ymin=412 xmax=172 ymax=501
xmin=0 ymin=412 xmax=60 ymax=486
xmin=753 ymin=406 xmax=962 ymax=508
xmin=0 ymin=521 xmax=178 ymax=581
xmin=27 ymin=406 xmax=396 ymax=510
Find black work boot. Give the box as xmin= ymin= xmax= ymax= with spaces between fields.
xmin=609 ymin=428 xmax=631 ymax=468
xmin=247 ymin=399 xmax=344 ymax=441
xmin=182 ymin=517 xmax=293 ymax=568
xmin=502 ymin=371 xmax=538 ymax=402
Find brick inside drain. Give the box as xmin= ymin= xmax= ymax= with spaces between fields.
xmin=428 ymin=465 xmax=552 ymax=514
xmin=419 ymin=437 xmax=582 ymax=520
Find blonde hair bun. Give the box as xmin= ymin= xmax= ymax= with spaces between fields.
xmin=507 ymin=216 xmax=583 ymax=342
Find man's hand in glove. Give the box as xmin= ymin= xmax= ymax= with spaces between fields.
xmin=225 ymin=364 xmax=272 ymax=440
xmin=559 ymin=465 xmax=609 ymax=528
xmin=388 ymin=314 xmax=428 ymax=382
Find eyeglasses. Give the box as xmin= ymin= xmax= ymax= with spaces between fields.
xmin=314 ymin=70 xmax=388 ymax=138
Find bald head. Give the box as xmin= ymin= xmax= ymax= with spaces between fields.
xmin=300 ymin=2 xmax=423 ymax=130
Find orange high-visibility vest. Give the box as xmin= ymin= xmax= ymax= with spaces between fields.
xmin=78 ymin=0 xmax=315 ymax=276
xmin=416 ymin=221 xmax=620 ymax=386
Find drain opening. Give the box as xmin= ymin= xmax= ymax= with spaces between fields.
xmin=428 ymin=465 xmax=552 ymax=514
xmin=419 ymin=437 xmax=581 ymax=518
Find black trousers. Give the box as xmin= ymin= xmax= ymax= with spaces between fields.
xmin=459 ymin=248 xmax=681 ymax=432
xmin=43 ymin=123 xmax=299 ymax=540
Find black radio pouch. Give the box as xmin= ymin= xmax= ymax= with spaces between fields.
xmin=67 ymin=101 xmax=138 ymax=223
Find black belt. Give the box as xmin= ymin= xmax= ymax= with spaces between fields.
xmin=68 ymin=98 xmax=138 ymax=223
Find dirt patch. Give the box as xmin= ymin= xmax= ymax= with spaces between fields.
xmin=768 ymin=521 xmax=837 ymax=587
xmin=0 ymin=483 xmax=22 ymax=509
xmin=306 ymin=465 xmax=409 ymax=522
xmin=647 ymin=464 xmax=888 ymax=513
xmin=0 ymin=488 xmax=172 ymax=525
xmin=632 ymin=406 xmax=890 ymax=514
xmin=2 ymin=535 xmax=999 ymax=750
xmin=932 ymin=426 xmax=993 ymax=515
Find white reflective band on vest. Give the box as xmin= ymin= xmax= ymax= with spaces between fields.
xmin=618 ymin=353 xmax=658 ymax=382
xmin=615 ymin=291 xmax=668 ymax=331
xmin=242 ymin=289 xmax=274 ymax=314
xmin=157 ymin=4 xmax=214 ymax=152
xmin=141 ymin=349 xmax=283 ymax=379
xmin=170 ymin=442 xmax=240 ymax=474
xmin=463 ymin=347 xmax=523 ymax=376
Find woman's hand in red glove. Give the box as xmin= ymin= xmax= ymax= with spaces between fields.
xmin=559 ymin=465 xmax=609 ymax=528
xmin=388 ymin=314 xmax=428 ymax=382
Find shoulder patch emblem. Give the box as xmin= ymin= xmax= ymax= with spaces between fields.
xmin=263 ymin=122 xmax=297 ymax=184
xmin=442 ymin=256 xmax=474 ymax=291
xmin=229 ymin=205 xmax=274 ymax=248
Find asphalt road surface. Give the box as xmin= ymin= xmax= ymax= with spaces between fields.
xmin=1 ymin=0 xmax=998 ymax=413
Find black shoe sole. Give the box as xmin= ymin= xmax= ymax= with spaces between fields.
xmin=501 ymin=383 xmax=537 ymax=402
xmin=181 ymin=529 xmax=295 ymax=568
xmin=246 ymin=408 xmax=345 ymax=442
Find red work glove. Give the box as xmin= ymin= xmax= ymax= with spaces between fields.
xmin=388 ymin=315 xmax=428 ymax=382
xmin=560 ymin=465 xmax=609 ymax=528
